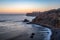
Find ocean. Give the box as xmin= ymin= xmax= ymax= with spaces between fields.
xmin=0 ymin=14 xmax=52 ymax=40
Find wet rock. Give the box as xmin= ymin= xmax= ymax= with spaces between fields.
xmin=51 ymin=29 xmax=60 ymax=40
xmin=26 ymin=22 xmax=33 ymax=24
xmin=31 ymin=8 xmax=60 ymax=40
xmin=23 ymin=19 xmax=29 ymax=22
xmin=30 ymin=33 xmax=35 ymax=38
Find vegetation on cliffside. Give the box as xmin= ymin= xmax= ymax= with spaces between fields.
xmin=31 ymin=8 xmax=60 ymax=28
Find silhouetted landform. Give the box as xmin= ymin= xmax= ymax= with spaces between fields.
xmin=23 ymin=19 xmax=29 ymax=22
xmin=26 ymin=12 xmax=42 ymax=16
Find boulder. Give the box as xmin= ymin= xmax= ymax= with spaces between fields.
xmin=23 ymin=19 xmax=29 ymax=22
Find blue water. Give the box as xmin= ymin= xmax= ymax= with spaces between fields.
xmin=0 ymin=14 xmax=52 ymax=40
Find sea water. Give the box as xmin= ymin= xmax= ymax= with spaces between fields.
xmin=0 ymin=14 xmax=52 ymax=40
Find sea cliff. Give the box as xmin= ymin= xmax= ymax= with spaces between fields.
xmin=27 ymin=8 xmax=60 ymax=40
xmin=32 ymin=9 xmax=60 ymax=28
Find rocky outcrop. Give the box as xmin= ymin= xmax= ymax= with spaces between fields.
xmin=31 ymin=8 xmax=60 ymax=40
xmin=23 ymin=19 xmax=29 ymax=22
xmin=32 ymin=8 xmax=60 ymax=28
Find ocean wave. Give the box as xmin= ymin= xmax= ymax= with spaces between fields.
xmin=0 ymin=20 xmax=7 ymax=22
xmin=0 ymin=20 xmax=22 ymax=22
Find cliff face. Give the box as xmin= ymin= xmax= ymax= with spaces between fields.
xmin=32 ymin=8 xmax=60 ymax=28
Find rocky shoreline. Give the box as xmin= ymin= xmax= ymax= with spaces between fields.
xmin=26 ymin=21 xmax=60 ymax=40
xmin=27 ymin=22 xmax=60 ymax=40
xmin=26 ymin=8 xmax=60 ymax=40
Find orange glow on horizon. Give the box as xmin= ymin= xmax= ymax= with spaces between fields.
xmin=0 ymin=0 xmax=60 ymax=14
xmin=0 ymin=8 xmax=51 ymax=13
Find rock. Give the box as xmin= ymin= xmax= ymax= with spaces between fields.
xmin=30 ymin=33 xmax=35 ymax=38
xmin=26 ymin=22 xmax=33 ymax=24
xmin=23 ymin=19 xmax=29 ymax=22
xmin=51 ymin=29 xmax=60 ymax=40
xmin=32 ymin=8 xmax=60 ymax=28
xmin=31 ymin=8 xmax=60 ymax=40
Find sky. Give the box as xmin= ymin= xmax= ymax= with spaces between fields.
xmin=0 ymin=0 xmax=60 ymax=14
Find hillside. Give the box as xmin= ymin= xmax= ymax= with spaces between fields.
xmin=32 ymin=8 xmax=60 ymax=28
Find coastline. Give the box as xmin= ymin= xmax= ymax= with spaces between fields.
xmin=26 ymin=21 xmax=60 ymax=40
xmin=26 ymin=8 xmax=60 ymax=40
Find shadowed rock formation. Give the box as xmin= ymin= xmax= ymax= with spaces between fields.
xmin=31 ymin=8 xmax=60 ymax=40
xmin=32 ymin=8 xmax=60 ymax=28
xmin=23 ymin=19 xmax=29 ymax=22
